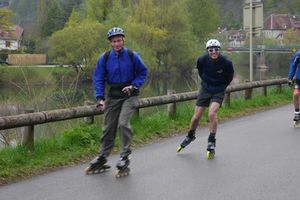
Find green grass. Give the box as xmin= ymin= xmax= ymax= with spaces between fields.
xmin=0 ymin=87 xmax=292 ymax=185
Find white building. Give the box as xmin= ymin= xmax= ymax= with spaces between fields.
xmin=263 ymin=14 xmax=300 ymax=39
xmin=0 ymin=25 xmax=24 ymax=51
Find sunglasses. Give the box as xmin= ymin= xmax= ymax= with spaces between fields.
xmin=208 ymin=47 xmax=220 ymax=53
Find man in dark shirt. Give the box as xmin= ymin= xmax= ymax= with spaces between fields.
xmin=177 ymin=39 xmax=234 ymax=159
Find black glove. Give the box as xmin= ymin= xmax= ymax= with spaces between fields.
xmin=288 ymin=79 xmax=294 ymax=87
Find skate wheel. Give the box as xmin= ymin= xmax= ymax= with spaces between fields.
xmin=176 ymin=146 xmax=182 ymax=153
xmin=207 ymin=151 xmax=215 ymax=160
xmin=294 ymin=121 xmax=300 ymax=128
xmin=85 ymin=167 xmax=92 ymax=175
xmin=115 ymin=168 xmax=130 ymax=178
xmin=85 ymin=165 xmax=110 ymax=175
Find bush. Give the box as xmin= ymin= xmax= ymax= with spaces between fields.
xmin=61 ymin=124 xmax=100 ymax=148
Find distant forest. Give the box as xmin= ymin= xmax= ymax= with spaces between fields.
xmin=2 ymin=0 xmax=299 ymax=35
xmin=1 ymin=0 xmax=299 ymax=42
xmin=0 ymin=0 xmax=299 ymax=71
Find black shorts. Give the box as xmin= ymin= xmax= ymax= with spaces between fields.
xmin=196 ymin=88 xmax=225 ymax=107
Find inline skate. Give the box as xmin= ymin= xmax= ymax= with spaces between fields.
xmin=294 ymin=112 xmax=300 ymax=127
xmin=207 ymin=139 xmax=216 ymax=160
xmin=115 ymin=156 xmax=130 ymax=178
xmin=85 ymin=155 xmax=110 ymax=174
xmin=176 ymin=130 xmax=196 ymax=152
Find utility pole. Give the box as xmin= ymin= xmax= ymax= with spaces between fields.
xmin=249 ymin=0 xmax=253 ymax=81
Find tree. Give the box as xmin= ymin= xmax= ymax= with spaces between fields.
xmin=125 ymin=0 xmax=198 ymax=73
xmin=49 ymin=19 xmax=107 ymax=71
xmin=187 ymin=0 xmax=220 ymax=42
xmin=106 ymin=0 xmax=131 ymax=27
xmin=283 ymin=29 xmax=300 ymax=45
xmin=41 ymin=0 xmax=65 ymax=37
xmin=0 ymin=8 xmax=13 ymax=31
xmin=85 ymin=0 xmax=111 ymax=22
xmin=59 ymin=0 xmax=84 ymax=18
xmin=65 ymin=9 xmax=80 ymax=27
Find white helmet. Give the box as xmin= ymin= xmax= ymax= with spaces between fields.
xmin=206 ymin=39 xmax=221 ymax=49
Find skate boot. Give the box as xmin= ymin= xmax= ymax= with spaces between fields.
xmin=85 ymin=155 xmax=110 ymax=175
xmin=176 ymin=130 xmax=196 ymax=152
xmin=115 ymin=156 xmax=130 ymax=178
xmin=207 ymin=138 xmax=216 ymax=160
xmin=293 ymin=112 xmax=300 ymax=127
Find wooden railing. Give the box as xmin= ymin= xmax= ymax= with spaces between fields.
xmin=0 ymin=78 xmax=288 ymax=148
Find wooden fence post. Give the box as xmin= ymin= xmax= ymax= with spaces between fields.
xmin=224 ymin=92 xmax=231 ymax=107
xmin=277 ymin=84 xmax=282 ymax=92
xmin=84 ymin=101 xmax=94 ymax=124
xmin=21 ymin=109 xmax=34 ymax=149
xmin=167 ymin=90 xmax=176 ymax=117
xmin=245 ymin=88 xmax=253 ymax=100
xmin=244 ymin=80 xmax=252 ymax=100
xmin=263 ymin=86 xmax=267 ymax=96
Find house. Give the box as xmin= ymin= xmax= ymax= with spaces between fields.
xmin=263 ymin=14 xmax=300 ymax=39
xmin=226 ymin=29 xmax=246 ymax=47
xmin=0 ymin=25 xmax=24 ymax=51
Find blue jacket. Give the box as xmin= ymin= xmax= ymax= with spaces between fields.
xmin=94 ymin=48 xmax=148 ymax=99
xmin=288 ymin=50 xmax=300 ymax=80
xmin=197 ymin=54 xmax=234 ymax=93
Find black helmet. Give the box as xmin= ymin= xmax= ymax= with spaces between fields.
xmin=107 ymin=27 xmax=125 ymax=40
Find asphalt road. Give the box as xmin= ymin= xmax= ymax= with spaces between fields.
xmin=1 ymin=104 xmax=300 ymax=200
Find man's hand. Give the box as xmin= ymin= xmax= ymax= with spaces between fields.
xmin=122 ymin=85 xmax=134 ymax=96
xmin=96 ymin=99 xmax=105 ymax=111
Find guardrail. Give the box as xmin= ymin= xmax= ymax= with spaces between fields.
xmin=0 ymin=78 xmax=288 ymax=148
xmin=227 ymin=47 xmax=294 ymax=53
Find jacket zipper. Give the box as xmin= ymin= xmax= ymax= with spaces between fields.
xmin=117 ymin=54 xmax=122 ymax=82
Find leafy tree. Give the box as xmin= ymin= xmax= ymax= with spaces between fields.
xmin=187 ymin=0 xmax=220 ymax=42
xmin=0 ymin=8 xmax=13 ymax=31
xmin=41 ymin=0 xmax=65 ymax=37
xmin=59 ymin=0 xmax=84 ymax=21
xmin=65 ymin=9 xmax=80 ymax=27
xmin=49 ymin=19 xmax=107 ymax=71
xmin=126 ymin=0 xmax=198 ymax=73
xmin=282 ymin=29 xmax=300 ymax=45
xmin=85 ymin=0 xmax=111 ymax=22
xmin=106 ymin=0 xmax=131 ymax=27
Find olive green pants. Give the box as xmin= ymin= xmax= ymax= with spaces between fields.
xmin=100 ymin=96 xmax=138 ymax=158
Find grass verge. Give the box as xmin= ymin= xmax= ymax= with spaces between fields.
xmin=0 ymin=87 xmax=292 ymax=185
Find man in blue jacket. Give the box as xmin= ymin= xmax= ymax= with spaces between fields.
xmin=288 ymin=50 xmax=300 ymax=122
xmin=86 ymin=27 xmax=147 ymax=177
xmin=177 ymin=39 xmax=234 ymax=159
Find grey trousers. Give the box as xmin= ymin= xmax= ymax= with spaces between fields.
xmin=100 ymin=96 xmax=138 ymax=158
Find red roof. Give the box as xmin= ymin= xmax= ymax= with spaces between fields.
xmin=264 ymin=14 xmax=300 ymax=30
xmin=0 ymin=25 xmax=24 ymax=40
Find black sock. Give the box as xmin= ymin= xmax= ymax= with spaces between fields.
xmin=295 ymin=108 xmax=299 ymax=112
xmin=188 ymin=129 xmax=195 ymax=137
xmin=208 ymin=133 xmax=216 ymax=142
